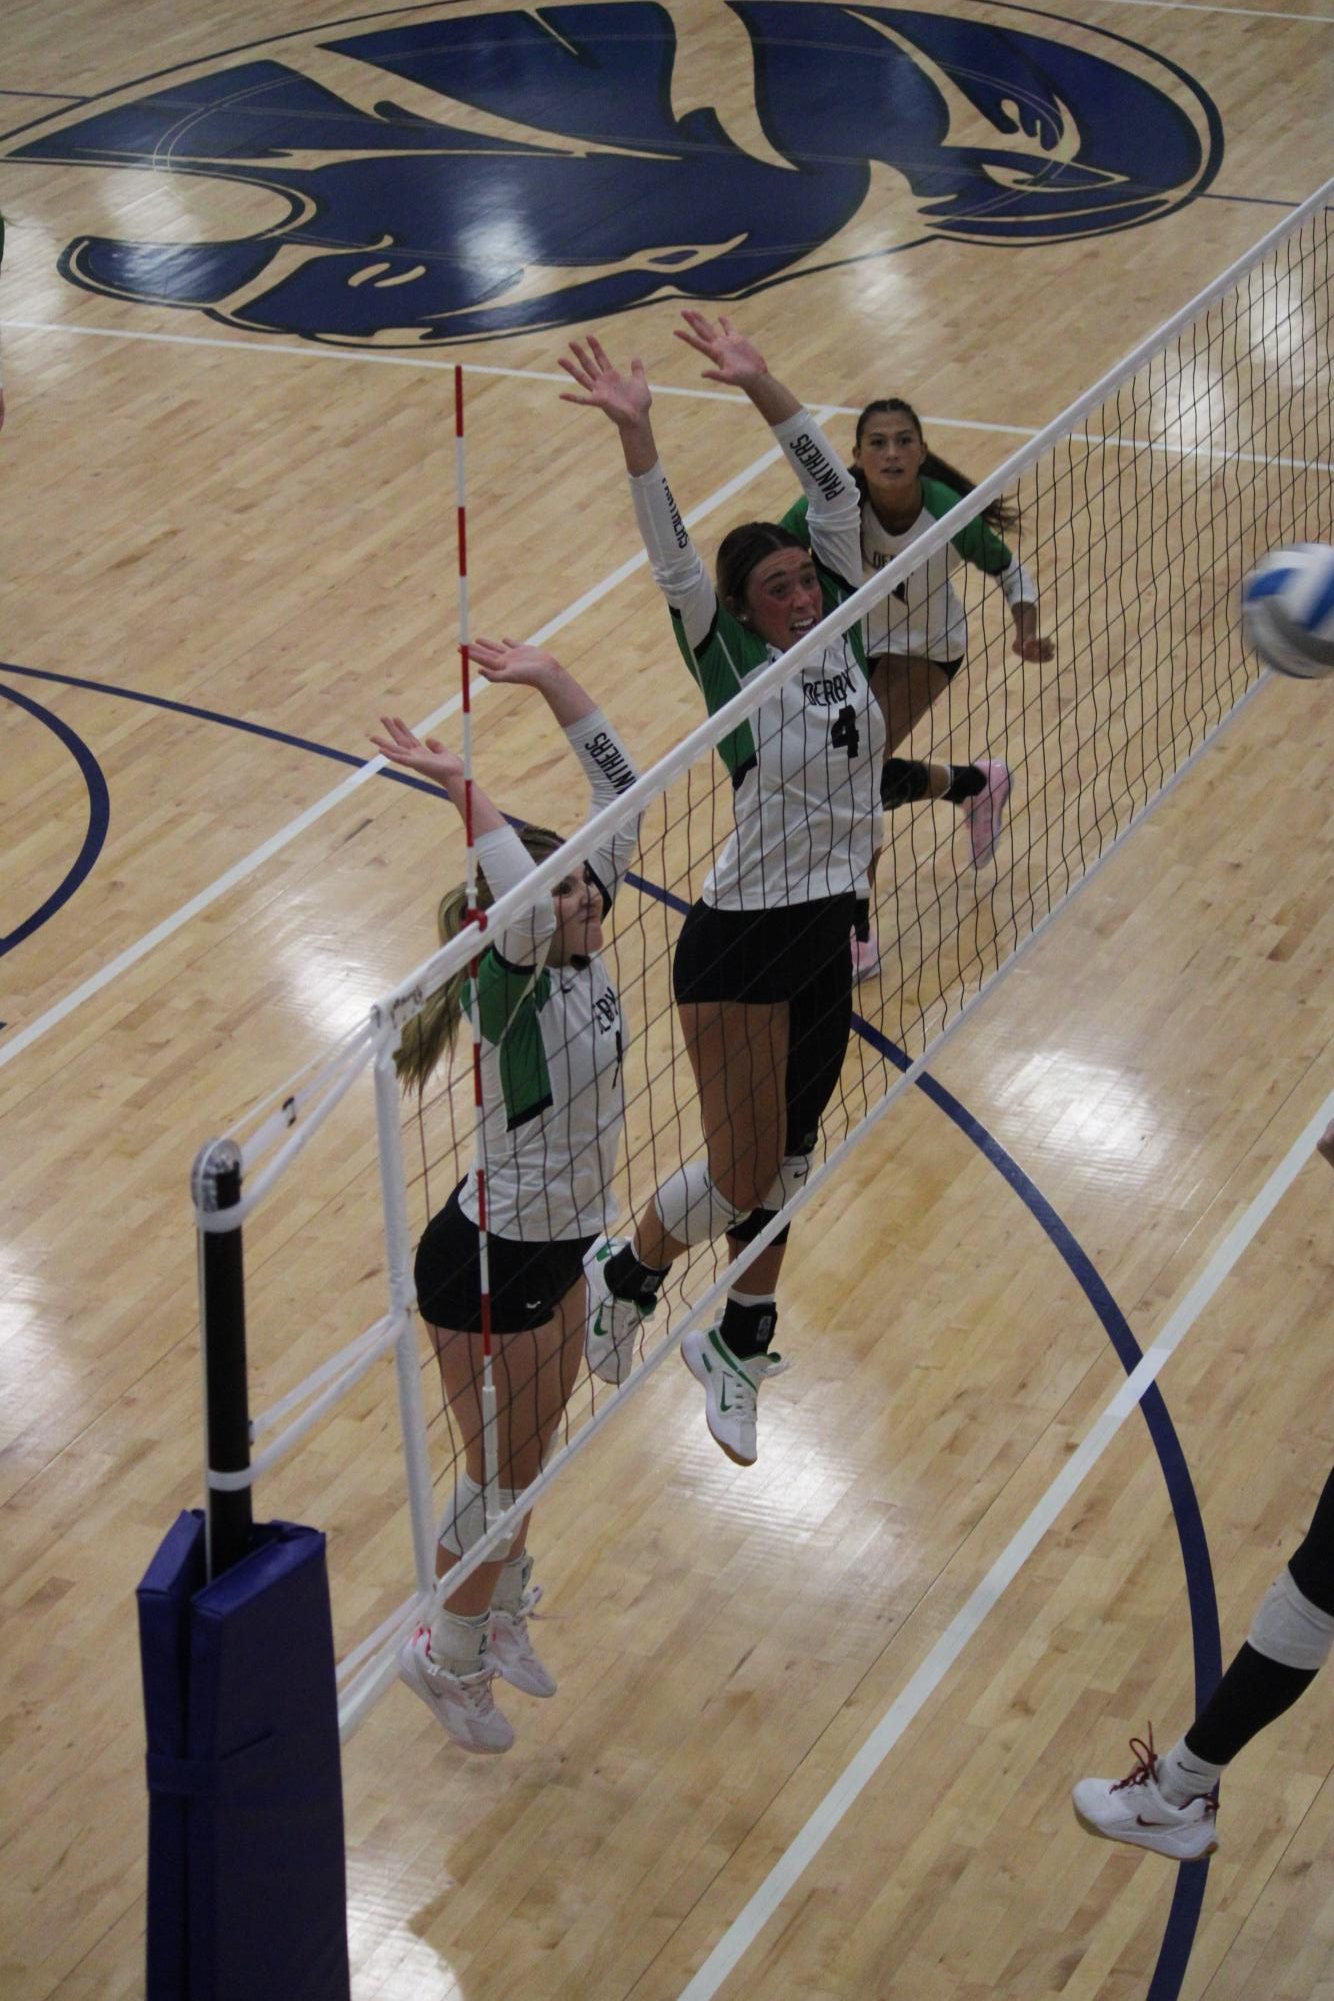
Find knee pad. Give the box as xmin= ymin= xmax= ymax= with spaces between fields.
xmin=729 ymin=1205 xmax=787 ymax=1247
xmin=437 ymin=1473 xmax=521 ymax=1561
xmin=729 ymin=1151 xmax=814 ymax=1247
xmin=654 ymin=1161 xmax=745 ymax=1247
xmin=762 ymin=1151 xmax=813 ymax=1213
xmin=1248 ymin=1565 xmax=1334 ymax=1672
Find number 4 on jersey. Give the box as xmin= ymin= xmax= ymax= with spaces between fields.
xmin=830 ymin=705 xmax=860 ymax=760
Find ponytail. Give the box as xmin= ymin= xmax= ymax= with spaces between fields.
xmin=396 ymin=824 xmax=564 ymax=1094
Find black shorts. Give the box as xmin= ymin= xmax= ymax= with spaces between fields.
xmin=672 ymin=895 xmax=856 ymax=1153
xmin=414 ymin=1182 xmax=595 ymax=1334
xmin=672 ymin=895 xmax=856 ymax=1006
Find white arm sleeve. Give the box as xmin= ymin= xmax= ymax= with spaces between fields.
xmin=772 ymin=408 xmax=862 ymax=588
xmin=998 ymin=555 xmax=1038 ymax=607
xmin=628 ymin=461 xmax=719 ymax=648
xmin=475 ymin=824 xmax=557 ymax=971
xmin=565 ymin=707 xmax=642 ymax=909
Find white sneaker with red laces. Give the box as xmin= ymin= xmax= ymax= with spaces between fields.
xmin=962 ymin=757 xmax=1011 ymax=868
xmin=490 ymin=1586 xmax=556 ymax=1699
xmin=397 ymin=1626 xmax=514 ymax=1753
xmin=1072 ymin=1729 xmax=1219 ymax=1861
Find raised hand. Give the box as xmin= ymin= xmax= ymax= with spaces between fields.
xmin=674 ymin=310 xmax=769 ymax=387
xmin=470 ymin=635 xmax=564 ymax=687
xmin=369 ymin=715 xmax=465 ymax=792
xmin=558 ymin=335 xmax=652 ymax=429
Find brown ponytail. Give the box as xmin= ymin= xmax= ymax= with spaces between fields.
xmin=396 ymin=824 xmax=564 ymax=1093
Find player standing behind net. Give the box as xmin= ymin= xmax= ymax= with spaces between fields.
xmin=372 ymin=638 xmax=641 ymax=1754
xmin=782 ymin=399 xmax=1051 ymax=977
xmin=1071 ymin=1115 xmax=1334 ymax=1859
xmin=558 ymin=314 xmax=884 ymax=1467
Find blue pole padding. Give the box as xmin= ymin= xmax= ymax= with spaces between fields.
xmin=138 ymin=1511 xmax=351 ymax=2000
xmin=139 ymin=1509 xmax=208 ymax=1998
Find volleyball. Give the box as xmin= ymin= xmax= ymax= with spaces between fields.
xmin=1241 ymin=541 xmax=1334 ymax=679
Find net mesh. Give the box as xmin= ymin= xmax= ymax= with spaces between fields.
xmin=399 ymin=198 xmax=1331 ymax=1564
xmin=194 ymin=190 xmax=1331 ymax=1726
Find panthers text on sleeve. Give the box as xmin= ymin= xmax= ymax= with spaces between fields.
xmin=782 ymin=476 xmax=1037 ymax=663
xmin=629 ymin=408 xmax=884 ymax=910
xmin=457 ymin=708 xmax=641 ymax=1241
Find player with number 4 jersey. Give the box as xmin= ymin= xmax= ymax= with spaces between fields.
xmin=559 ymin=315 xmax=883 ymax=1465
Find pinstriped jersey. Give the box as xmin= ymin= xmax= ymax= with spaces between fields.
xmin=630 ymin=409 xmax=884 ymax=910
xmin=456 ymin=712 xmax=639 ymax=1242
xmin=783 ymin=478 xmax=1037 ymax=662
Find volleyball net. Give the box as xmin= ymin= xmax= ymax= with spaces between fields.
xmin=191 ymin=183 xmax=1331 ymax=1737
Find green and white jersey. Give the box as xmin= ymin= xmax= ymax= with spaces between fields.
xmin=457 ymin=710 xmax=640 ymax=1242
xmin=783 ymin=477 xmax=1036 ymax=664
xmin=629 ymin=409 xmax=884 ymax=911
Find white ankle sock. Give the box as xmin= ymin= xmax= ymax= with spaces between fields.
xmin=490 ymin=1551 xmax=533 ymax=1616
xmin=1157 ymin=1735 xmax=1223 ymax=1806
xmin=429 ymin=1606 xmax=490 ymax=1676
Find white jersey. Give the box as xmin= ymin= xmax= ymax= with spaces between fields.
xmin=630 ymin=409 xmax=884 ymax=911
xmin=457 ymin=710 xmax=640 ymax=1241
xmin=854 ymin=476 xmax=1036 ymax=662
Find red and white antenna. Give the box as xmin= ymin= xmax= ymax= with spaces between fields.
xmin=455 ymin=363 xmax=500 ymax=1518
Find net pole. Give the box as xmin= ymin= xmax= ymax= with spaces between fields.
xmin=372 ymin=1037 xmax=436 ymax=1600
xmin=192 ymin=1136 xmax=253 ymax=1580
xmin=454 ymin=363 xmax=501 ymax=1524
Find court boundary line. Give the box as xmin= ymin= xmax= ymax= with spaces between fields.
xmin=0 ymin=411 xmax=845 ymax=1072
xmin=673 ymin=1050 xmax=1333 ymax=2001
xmin=3 ymin=318 xmax=1329 ymax=472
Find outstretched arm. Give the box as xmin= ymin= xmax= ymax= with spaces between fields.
xmin=368 ymin=706 xmax=555 ymax=967
xmin=471 ymin=635 xmax=642 ymax=905
xmin=673 ymin=310 xmax=800 ymax=427
xmin=676 ymin=310 xmax=860 ymax=588
xmin=558 ymin=335 xmax=657 ymax=475
xmin=470 ymin=634 xmax=599 ymax=728
xmin=561 ymin=332 xmax=716 ymax=641
xmin=369 ymin=716 xmax=505 ymax=832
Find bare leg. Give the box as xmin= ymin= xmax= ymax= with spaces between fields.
xmin=874 ymin=650 xmax=957 ymax=757
xmin=631 ymin=997 xmax=789 ymax=1269
xmin=426 ymin=1305 xmax=574 ymax=1616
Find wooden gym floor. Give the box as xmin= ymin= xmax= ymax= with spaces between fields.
xmin=1 ymin=3 xmax=1331 ymax=1997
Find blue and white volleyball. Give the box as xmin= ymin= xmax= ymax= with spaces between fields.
xmin=1241 ymin=542 xmax=1334 ymax=680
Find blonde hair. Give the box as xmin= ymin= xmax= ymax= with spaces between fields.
xmin=396 ymin=824 xmax=564 ymax=1094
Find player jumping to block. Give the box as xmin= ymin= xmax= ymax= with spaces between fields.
xmin=375 ymin=638 xmax=641 ymax=1753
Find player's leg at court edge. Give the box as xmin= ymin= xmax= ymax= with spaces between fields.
xmin=1073 ymin=1458 xmax=1334 ymax=1860
xmin=1075 ymin=1129 xmax=1334 ymax=1853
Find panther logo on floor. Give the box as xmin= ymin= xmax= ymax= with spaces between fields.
xmin=8 ymin=2 xmax=1222 ymax=345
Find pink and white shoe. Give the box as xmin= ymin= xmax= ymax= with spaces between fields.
xmin=850 ymin=930 xmax=880 ymax=981
xmin=962 ymin=757 xmax=1011 ymax=868
xmin=490 ymin=1585 xmax=556 ymax=1699
xmin=397 ymin=1626 xmax=514 ymax=1753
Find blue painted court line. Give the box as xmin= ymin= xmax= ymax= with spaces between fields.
xmin=6 ymin=654 xmax=1217 ymax=1992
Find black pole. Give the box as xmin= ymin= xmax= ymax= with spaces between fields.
xmin=192 ymin=1138 xmax=253 ymax=1580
